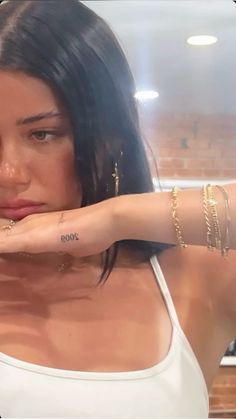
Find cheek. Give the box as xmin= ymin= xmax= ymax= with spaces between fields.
xmin=57 ymin=151 xmax=81 ymax=202
xmin=47 ymin=151 xmax=81 ymax=206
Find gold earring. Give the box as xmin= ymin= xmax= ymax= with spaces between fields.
xmin=112 ymin=162 xmax=119 ymax=196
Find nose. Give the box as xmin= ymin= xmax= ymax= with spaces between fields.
xmin=0 ymin=145 xmax=30 ymax=190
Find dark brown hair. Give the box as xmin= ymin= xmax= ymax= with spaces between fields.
xmin=0 ymin=0 xmax=175 ymax=284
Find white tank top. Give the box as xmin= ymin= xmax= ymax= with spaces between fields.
xmin=0 ymin=255 xmax=209 ymax=418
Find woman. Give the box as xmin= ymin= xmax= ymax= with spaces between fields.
xmin=0 ymin=0 xmax=235 ymax=417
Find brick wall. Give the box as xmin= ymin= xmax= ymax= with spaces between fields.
xmin=209 ymin=367 xmax=236 ymax=417
xmin=139 ymin=111 xmax=236 ymax=180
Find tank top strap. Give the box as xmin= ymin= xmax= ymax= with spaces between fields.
xmin=150 ymin=255 xmax=182 ymax=330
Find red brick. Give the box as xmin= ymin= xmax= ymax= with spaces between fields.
xmin=203 ymin=169 xmax=222 ymax=177
xmin=221 ymin=160 xmax=236 ymax=168
xmin=187 ymin=139 xmax=210 ymax=149
xmin=159 ymin=158 xmax=185 ymax=169
xmin=158 ymin=168 xmax=177 ymax=177
xmin=221 ymin=170 xmax=236 ymax=178
xmin=186 ymin=159 xmax=218 ymax=169
xmin=176 ymin=168 xmax=204 ymax=178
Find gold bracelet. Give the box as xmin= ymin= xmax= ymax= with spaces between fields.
xmin=206 ymin=184 xmax=222 ymax=251
xmin=215 ymin=185 xmax=231 ymax=257
xmin=171 ymin=186 xmax=187 ymax=248
xmin=202 ymin=185 xmax=215 ymax=251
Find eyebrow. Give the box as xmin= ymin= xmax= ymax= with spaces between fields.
xmin=16 ymin=111 xmax=64 ymax=126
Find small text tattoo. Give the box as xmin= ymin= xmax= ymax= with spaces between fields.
xmin=61 ymin=232 xmax=79 ymax=243
xmin=58 ymin=212 xmax=65 ymax=225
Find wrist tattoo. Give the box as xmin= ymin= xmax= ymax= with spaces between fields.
xmin=61 ymin=232 xmax=79 ymax=243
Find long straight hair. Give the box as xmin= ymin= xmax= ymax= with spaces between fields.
xmin=0 ymin=0 xmax=175 ymax=284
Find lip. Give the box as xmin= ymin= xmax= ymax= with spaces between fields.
xmin=0 ymin=199 xmax=43 ymax=208
xmin=0 ymin=205 xmax=45 ymax=220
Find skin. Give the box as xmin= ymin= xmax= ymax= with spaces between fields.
xmin=0 ymin=71 xmax=81 ymax=212
xmin=0 ymin=70 xmax=235 ymax=397
xmin=0 ymin=69 xmax=144 ymax=282
xmin=0 ymin=70 xmax=102 ymax=275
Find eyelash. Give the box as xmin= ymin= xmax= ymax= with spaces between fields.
xmin=30 ymin=130 xmax=63 ymax=143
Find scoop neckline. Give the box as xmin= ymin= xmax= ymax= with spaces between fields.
xmin=0 ymin=325 xmax=177 ymax=381
xmin=0 ymin=254 xmax=177 ymax=381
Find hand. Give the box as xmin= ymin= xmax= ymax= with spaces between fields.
xmin=0 ymin=199 xmax=117 ymax=257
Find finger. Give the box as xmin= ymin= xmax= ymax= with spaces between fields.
xmin=0 ymin=217 xmax=12 ymax=227
xmin=0 ymin=221 xmax=27 ymax=253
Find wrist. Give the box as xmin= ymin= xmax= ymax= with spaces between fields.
xmin=110 ymin=194 xmax=129 ymax=243
xmin=112 ymin=194 xmax=144 ymax=242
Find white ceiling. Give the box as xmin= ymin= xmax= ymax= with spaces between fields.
xmin=82 ymin=1 xmax=236 ymax=115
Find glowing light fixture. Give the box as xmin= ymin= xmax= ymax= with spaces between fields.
xmin=134 ymin=90 xmax=159 ymax=102
xmin=187 ymin=35 xmax=218 ymax=46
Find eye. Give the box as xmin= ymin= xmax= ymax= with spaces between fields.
xmin=31 ymin=130 xmax=57 ymax=142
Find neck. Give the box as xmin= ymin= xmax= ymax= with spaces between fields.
xmin=0 ymin=246 xmax=146 ymax=301
xmin=0 ymin=245 xmax=145 ymax=270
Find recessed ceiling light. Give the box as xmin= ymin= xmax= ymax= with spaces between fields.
xmin=187 ymin=35 xmax=218 ymax=46
xmin=134 ymin=90 xmax=159 ymax=102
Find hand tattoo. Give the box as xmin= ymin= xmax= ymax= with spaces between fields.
xmin=61 ymin=233 xmax=79 ymax=243
xmin=58 ymin=212 xmax=65 ymax=225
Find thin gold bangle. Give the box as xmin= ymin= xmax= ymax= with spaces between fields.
xmin=171 ymin=186 xmax=187 ymax=248
xmin=206 ymin=184 xmax=222 ymax=251
xmin=215 ymin=185 xmax=231 ymax=257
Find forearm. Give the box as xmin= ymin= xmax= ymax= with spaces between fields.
xmin=113 ymin=183 xmax=236 ymax=249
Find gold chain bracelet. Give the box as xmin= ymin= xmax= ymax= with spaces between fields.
xmin=215 ymin=184 xmax=231 ymax=257
xmin=171 ymin=186 xmax=187 ymax=248
xmin=202 ymin=185 xmax=215 ymax=251
xmin=206 ymin=184 xmax=222 ymax=251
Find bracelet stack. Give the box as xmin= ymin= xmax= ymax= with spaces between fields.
xmin=171 ymin=183 xmax=231 ymax=258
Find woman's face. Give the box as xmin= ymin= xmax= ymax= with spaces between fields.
xmin=0 ymin=70 xmax=82 ymax=220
